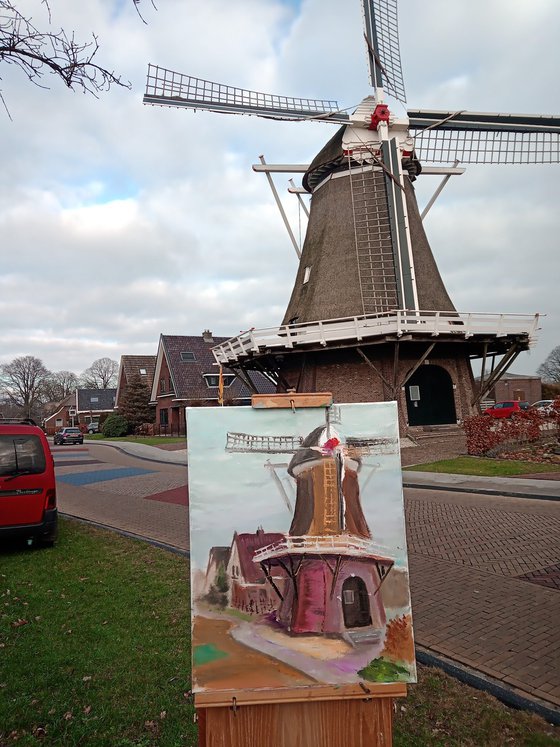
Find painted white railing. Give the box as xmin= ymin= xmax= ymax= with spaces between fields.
xmin=253 ymin=534 xmax=394 ymax=562
xmin=212 ymin=310 xmax=540 ymax=364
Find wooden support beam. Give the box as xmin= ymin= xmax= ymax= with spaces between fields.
xmin=356 ymin=347 xmax=393 ymax=392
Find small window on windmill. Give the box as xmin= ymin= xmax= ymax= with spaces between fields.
xmin=303 ymin=266 xmax=311 ymax=284
xmin=139 ymin=368 xmax=147 ymax=375
xmin=343 ymin=589 xmax=355 ymax=605
xmin=409 ymin=385 xmax=420 ymax=401
xmin=90 ymin=397 xmax=99 ymax=403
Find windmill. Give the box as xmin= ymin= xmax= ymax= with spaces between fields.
xmin=143 ymin=1 xmax=559 ymax=431
xmin=223 ymin=408 xmax=400 ymax=644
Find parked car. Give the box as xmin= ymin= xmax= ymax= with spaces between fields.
xmin=86 ymin=422 xmax=99 ymax=434
xmin=54 ymin=427 xmax=84 ymax=445
xmin=529 ymin=400 xmax=555 ymax=415
xmin=0 ymin=419 xmax=58 ymax=547
xmin=483 ymin=401 xmax=529 ymax=418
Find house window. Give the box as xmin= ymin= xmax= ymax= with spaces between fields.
xmin=303 ymin=266 xmax=311 ymax=284
xmin=139 ymin=368 xmax=147 ymax=375
xmin=55 ymin=418 xmax=63 ymax=427
xmin=203 ymin=374 xmax=236 ymax=388
xmin=159 ymin=408 xmax=169 ymax=425
xmin=160 ymin=378 xmax=166 ymax=394
xmin=180 ymin=352 xmax=196 ymax=362
xmin=90 ymin=396 xmax=99 ymax=403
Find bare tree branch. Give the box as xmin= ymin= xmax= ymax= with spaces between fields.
xmin=0 ymin=0 xmax=146 ymax=108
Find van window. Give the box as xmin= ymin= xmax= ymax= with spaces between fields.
xmin=0 ymin=435 xmax=47 ymax=476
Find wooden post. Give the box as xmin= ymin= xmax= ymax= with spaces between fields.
xmin=193 ymin=393 xmax=408 ymax=746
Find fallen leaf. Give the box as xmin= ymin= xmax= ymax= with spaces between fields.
xmin=82 ymin=676 xmax=92 ymax=682
xmin=63 ymin=712 xmax=73 ymax=721
xmin=160 ymin=710 xmax=167 ymax=720
xmin=11 ymin=618 xmax=28 ymax=628
xmin=83 ymin=705 xmax=92 ymax=715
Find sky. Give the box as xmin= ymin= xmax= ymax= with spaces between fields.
xmin=1 ymin=0 xmax=558 ymax=377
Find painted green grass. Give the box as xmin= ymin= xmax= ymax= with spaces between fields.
xmin=403 ymin=456 xmax=560 ymax=477
xmin=0 ymin=519 xmax=195 ymax=746
xmin=359 ymin=657 xmax=410 ymax=683
xmin=86 ymin=435 xmax=185 ymax=446
xmin=2 ymin=521 xmax=558 ymax=746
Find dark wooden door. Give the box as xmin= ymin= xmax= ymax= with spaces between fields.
xmin=342 ymin=576 xmax=372 ymax=628
xmin=405 ymin=365 xmax=457 ymax=426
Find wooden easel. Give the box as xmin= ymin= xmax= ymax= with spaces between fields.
xmin=195 ymin=393 xmax=407 ymax=747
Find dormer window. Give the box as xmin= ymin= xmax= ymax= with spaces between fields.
xmin=203 ymin=373 xmax=236 ymax=388
xmin=90 ymin=396 xmax=99 ymax=403
xmin=180 ymin=352 xmax=196 ymax=362
xmin=303 ymin=266 xmax=311 ymax=284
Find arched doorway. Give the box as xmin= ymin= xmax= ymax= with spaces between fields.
xmin=342 ymin=576 xmax=372 ymax=628
xmin=406 ymin=365 xmax=457 ymax=426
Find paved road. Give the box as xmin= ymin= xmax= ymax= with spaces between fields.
xmin=53 ymin=440 xmax=560 ymax=714
xmin=54 ymin=442 xmax=189 ymax=550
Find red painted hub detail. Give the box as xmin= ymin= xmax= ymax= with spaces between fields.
xmin=369 ymin=104 xmax=390 ymax=129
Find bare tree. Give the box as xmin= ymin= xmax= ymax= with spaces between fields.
xmin=80 ymin=357 xmax=119 ymax=389
xmin=0 ymin=355 xmax=51 ymax=418
xmin=537 ymin=345 xmax=560 ymax=383
xmin=42 ymin=369 xmax=78 ymax=402
xmin=0 ymin=1 xmax=155 ymax=114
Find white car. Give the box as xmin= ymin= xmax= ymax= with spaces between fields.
xmin=530 ymin=400 xmax=555 ymax=415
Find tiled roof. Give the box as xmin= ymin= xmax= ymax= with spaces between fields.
xmin=159 ymin=334 xmax=275 ymax=401
xmin=234 ymin=529 xmax=284 ymax=584
xmin=121 ymin=355 xmax=157 ymax=387
xmin=77 ymin=388 xmax=116 ymax=412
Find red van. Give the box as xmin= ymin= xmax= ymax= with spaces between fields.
xmin=0 ymin=420 xmax=58 ymax=547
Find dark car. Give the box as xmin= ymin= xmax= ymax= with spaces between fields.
xmin=54 ymin=427 xmax=84 ymax=445
xmin=483 ymin=400 xmax=529 ymax=418
xmin=0 ymin=419 xmax=58 ymax=547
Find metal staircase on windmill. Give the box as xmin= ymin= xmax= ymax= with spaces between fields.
xmin=143 ymin=0 xmax=560 ymax=430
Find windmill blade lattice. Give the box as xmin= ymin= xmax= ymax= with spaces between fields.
xmin=144 ymin=65 xmax=348 ymax=123
xmin=361 ymin=0 xmax=406 ymax=102
xmin=409 ymin=110 xmax=560 ymax=164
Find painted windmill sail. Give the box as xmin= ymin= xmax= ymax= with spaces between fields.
xmin=144 ymin=0 xmax=559 ymax=428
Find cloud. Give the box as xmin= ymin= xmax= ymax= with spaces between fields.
xmin=0 ymin=0 xmax=558 ymax=376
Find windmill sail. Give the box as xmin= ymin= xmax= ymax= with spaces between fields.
xmin=361 ymin=0 xmax=406 ymax=102
xmin=144 ymin=65 xmax=348 ymax=123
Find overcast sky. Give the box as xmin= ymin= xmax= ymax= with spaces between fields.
xmin=1 ymin=0 xmax=558 ymax=377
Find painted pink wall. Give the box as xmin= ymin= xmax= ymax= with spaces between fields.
xmin=281 ymin=557 xmax=388 ymax=635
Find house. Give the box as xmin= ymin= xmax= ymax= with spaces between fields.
xmin=476 ymin=372 xmax=542 ymax=408
xmin=43 ymin=389 xmax=116 ymax=435
xmin=226 ymin=529 xmax=285 ymax=615
xmin=150 ymin=331 xmax=275 ymax=435
xmin=114 ymin=355 xmax=157 ymax=409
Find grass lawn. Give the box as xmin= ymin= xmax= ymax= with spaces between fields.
xmin=403 ymin=456 xmax=560 ymax=477
xmin=1 ymin=520 xmax=558 ymax=746
xmin=1 ymin=520 xmax=195 ymax=746
xmin=85 ymin=435 xmax=185 ymax=446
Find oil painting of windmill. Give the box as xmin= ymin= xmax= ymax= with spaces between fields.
xmin=187 ymin=402 xmax=416 ymax=695
xmin=144 ymin=0 xmax=558 ymax=433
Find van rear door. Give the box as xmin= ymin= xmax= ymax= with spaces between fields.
xmin=0 ymin=433 xmax=50 ymax=526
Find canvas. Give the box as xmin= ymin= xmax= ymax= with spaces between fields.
xmin=187 ymin=401 xmax=416 ymax=696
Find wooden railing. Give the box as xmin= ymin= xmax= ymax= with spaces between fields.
xmin=212 ymin=310 xmax=540 ymax=364
xmin=253 ymin=534 xmax=394 ymax=562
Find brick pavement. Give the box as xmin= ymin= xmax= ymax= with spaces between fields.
xmin=54 ymin=444 xmax=189 ymax=550
xmin=406 ymin=487 xmax=560 ymax=709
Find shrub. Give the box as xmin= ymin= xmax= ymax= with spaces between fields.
xmin=464 ymin=410 xmax=552 ymax=456
xmin=102 ymin=412 xmax=129 ymax=437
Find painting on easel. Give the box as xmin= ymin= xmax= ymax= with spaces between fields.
xmin=187 ymin=401 xmax=416 ymax=695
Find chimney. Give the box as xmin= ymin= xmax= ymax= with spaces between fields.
xmin=202 ymin=329 xmax=213 ymax=343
